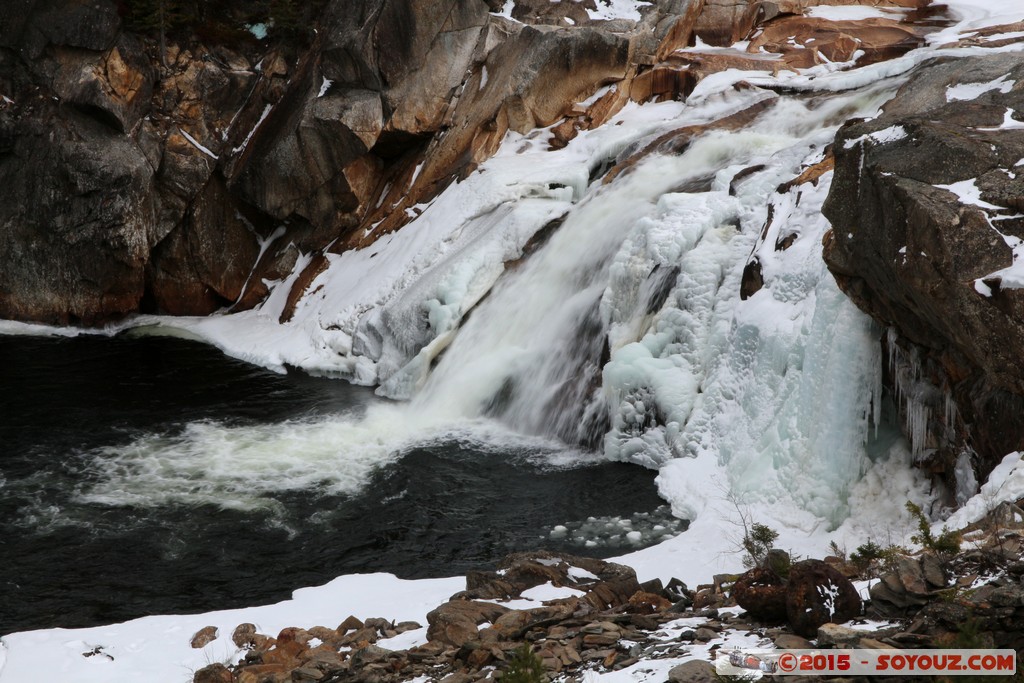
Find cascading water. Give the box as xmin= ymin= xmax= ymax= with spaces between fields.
xmin=0 ymin=63 xmax=942 ymax=633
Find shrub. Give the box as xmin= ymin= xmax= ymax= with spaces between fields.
xmin=742 ymin=522 xmax=779 ymax=569
xmin=906 ymin=501 xmax=961 ymax=554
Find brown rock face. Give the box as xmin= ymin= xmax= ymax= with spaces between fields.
xmin=822 ymin=53 xmax=1024 ymax=490
xmin=0 ymin=0 xmax=698 ymax=324
xmin=425 ymin=600 xmax=510 ymax=647
xmin=732 ymin=567 xmax=788 ymax=622
xmin=785 ymin=560 xmax=862 ymax=637
xmin=461 ymin=550 xmax=642 ymax=611
xmin=747 ymin=16 xmax=924 ymax=68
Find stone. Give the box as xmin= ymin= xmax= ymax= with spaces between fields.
xmin=233 ymin=623 xmax=259 ymax=648
xmin=0 ymin=104 xmax=153 ymax=324
xmin=426 ymin=600 xmax=510 ymax=647
xmin=291 ymin=666 xmax=326 ymax=681
xmin=859 ymin=638 xmax=896 ymax=649
xmin=668 ymin=659 xmax=717 ymax=683
xmin=349 ymin=644 xmax=392 ymax=669
xmin=817 ymin=623 xmax=864 ymax=647
xmin=921 ymin=554 xmax=947 ymax=588
xmin=276 ymin=627 xmax=312 ymax=645
xmin=363 ymin=618 xmax=392 ymax=634
xmin=747 ymin=16 xmax=924 ymax=69
xmin=895 ymin=557 xmax=929 ymax=596
xmin=665 ymin=578 xmax=690 ymax=600
xmin=340 ymin=627 xmax=378 ymax=646
xmin=694 ymin=627 xmax=718 ymax=642
xmin=338 ymin=615 xmax=364 ymax=633
xmin=733 ymin=567 xmax=788 ymax=622
xmin=785 ymin=560 xmax=862 ymax=638
xmin=627 ymin=591 xmax=673 ymax=613
xmin=236 ymin=663 xmax=291 ymax=683
xmin=774 ymin=633 xmax=813 ymax=649
xmin=394 ymin=621 xmax=422 ymax=634
xmin=190 ymin=625 xmax=219 ymax=649
xmin=463 ymin=551 xmax=641 ymax=611
xmin=193 ymin=663 xmax=233 ymax=683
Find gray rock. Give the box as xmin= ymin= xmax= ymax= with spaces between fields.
xmin=694 ymin=627 xmax=718 ymax=642
xmin=823 ymin=52 xmax=1024 ymax=485
xmin=0 ymin=105 xmax=153 ymax=324
xmin=896 ymin=557 xmax=929 ymax=596
xmin=774 ymin=633 xmax=814 ymax=649
xmin=817 ymin=623 xmax=863 ymax=647
xmin=668 ymin=659 xmax=717 ymax=683
xmin=921 ymin=554 xmax=947 ymax=589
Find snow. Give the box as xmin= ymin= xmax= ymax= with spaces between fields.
xmin=5 ymin=3 xmax=1024 ymax=682
xmin=585 ymin=0 xmax=650 ymax=22
xmin=0 ymin=573 xmax=462 ymax=683
xmin=567 ymin=566 xmax=600 ymax=581
xmin=946 ymin=73 xmax=1014 ymax=101
xmin=943 ymin=452 xmax=1024 ymax=530
xmin=804 ymin=6 xmax=907 ymax=22
xmin=377 ymin=626 xmax=428 ymax=651
xmin=935 ymin=178 xmax=1004 ymax=210
xmin=519 ymin=582 xmax=586 ymax=601
xmin=842 ymin=125 xmax=908 ymax=149
xmin=232 ymin=104 xmax=271 ymax=155
xmin=178 ymin=128 xmax=218 ymax=160
xmin=491 ymin=0 xmax=517 ymax=21
xmin=928 ymin=0 xmax=1024 ymax=47
xmin=976 ymin=107 xmax=1024 ymax=130
xmin=317 ymin=75 xmax=333 ymax=98
xmin=247 ymin=23 xmax=268 ymax=40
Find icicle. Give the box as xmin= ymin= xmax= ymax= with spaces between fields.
xmin=943 ymin=390 xmax=958 ymax=436
xmin=954 ymin=449 xmax=979 ymax=506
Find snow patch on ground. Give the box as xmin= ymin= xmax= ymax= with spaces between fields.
xmin=0 ymin=574 xmax=462 ymax=683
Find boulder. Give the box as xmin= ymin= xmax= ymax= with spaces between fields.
xmin=190 ymin=625 xmax=219 ymax=649
xmin=785 ymin=560 xmax=862 ymax=637
xmin=732 ymin=567 xmax=788 ymax=622
xmin=817 ymin=623 xmax=863 ymax=647
xmin=461 ymin=551 xmax=641 ymax=610
xmin=426 ymin=600 xmax=510 ymax=647
xmin=774 ymin=633 xmax=813 ymax=649
xmin=668 ymin=659 xmax=717 ymax=683
xmin=193 ymin=663 xmax=233 ymax=683
xmin=823 ymin=53 xmax=1024 ymax=485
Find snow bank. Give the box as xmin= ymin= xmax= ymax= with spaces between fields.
xmin=0 ymin=574 xmax=462 ymax=683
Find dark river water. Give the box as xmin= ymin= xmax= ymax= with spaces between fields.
xmin=0 ymin=334 xmax=670 ymax=635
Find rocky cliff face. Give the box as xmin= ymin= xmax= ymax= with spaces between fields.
xmin=823 ymin=53 xmax=1024 ymax=498
xmin=0 ymin=0 xmax=932 ymax=325
xmin=0 ymin=0 xmax=673 ymax=323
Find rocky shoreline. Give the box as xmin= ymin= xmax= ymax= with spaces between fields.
xmin=187 ymin=502 xmax=1024 ymax=683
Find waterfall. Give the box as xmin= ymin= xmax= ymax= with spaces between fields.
xmin=64 ymin=71 xmax=934 ymax=560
